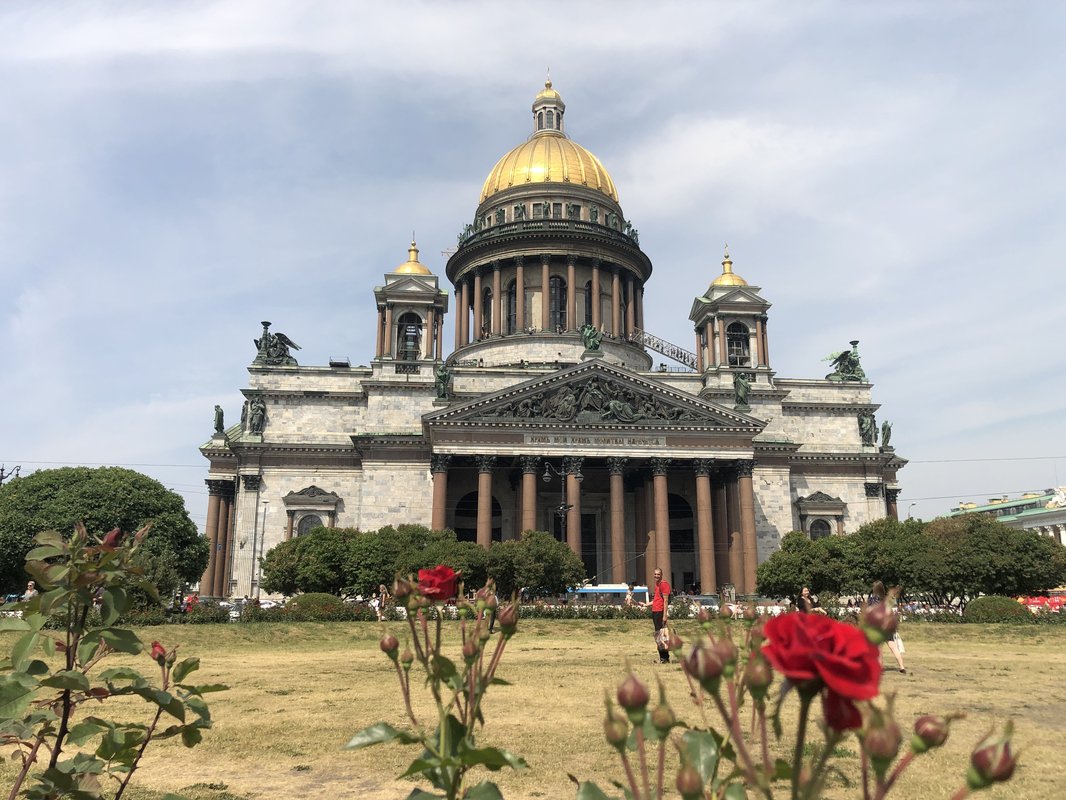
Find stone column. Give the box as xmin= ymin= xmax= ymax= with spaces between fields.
xmin=454 ymin=289 xmax=462 ymax=350
xmin=520 ymin=456 xmax=540 ymax=534
xmin=591 ymin=259 xmax=601 ymax=329
xmin=885 ymin=488 xmax=900 ymax=521
xmin=566 ymin=256 xmax=577 ymax=331
xmin=651 ymin=458 xmax=672 ymax=583
xmin=564 ymin=456 xmax=584 ymax=556
xmin=491 ymin=261 xmax=501 ymax=336
xmin=475 ymin=455 xmax=496 ymax=548
xmin=515 ymin=256 xmax=525 ymax=332
xmin=712 ymin=475 xmax=730 ymax=587
xmin=726 ymin=470 xmax=745 ymax=594
xmin=431 ymin=454 xmax=451 ymax=531
xmin=383 ymin=305 xmax=394 ymax=357
xmin=285 ymin=510 xmax=295 ymax=540
xmin=375 ymin=306 xmax=384 ymax=358
xmin=643 ymin=474 xmax=656 ymax=589
xmin=200 ymin=482 xmax=223 ymax=595
xmin=473 ymin=268 xmax=484 ymax=340
xmin=636 ymin=282 xmax=645 ymax=331
xmin=607 ymin=457 xmax=627 ymax=583
xmin=540 ymin=255 xmax=550 ymax=331
xmin=625 ymin=275 xmax=635 ymax=336
xmin=695 ymin=328 xmax=705 ymax=372
xmin=214 ymin=486 xmax=235 ymax=598
xmin=737 ymin=460 xmax=758 ymax=595
xmin=694 ymin=460 xmax=716 ymax=595
xmin=425 ymin=307 xmax=436 ymax=360
xmin=460 ymin=279 xmax=470 ymax=346
xmin=748 ymin=327 xmax=758 ymax=369
xmin=611 ymin=268 xmax=621 ymax=336
xmin=717 ymin=317 xmax=728 ymax=366
xmin=436 ymin=312 xmax=444 ymax=360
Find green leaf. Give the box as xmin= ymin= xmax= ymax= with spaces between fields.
xmin=40 ymin=670 xmax=91 ymax=693
xmin=398 ymin=757 xmax=441 ymax=778
xmin=344 ymin=722 xmax=419 ymax=750
xmin=10 ymin=632 xmax=40 ymax=671
xmin=458 ymin=744 xmax=528 ymax=772
xmin=773 ymin=758 xmax=791 ymax=781
xmin=404 ymin=790 xmax=443 ymax=800
xmin=681 ymin=729 xmax=719 ymax=785
xmin=723 ymin=783 xmax=748 ymax=799
xmin=463 ymin=780 xmax=505 ymax=800
xmin=574 ymin=782 xmax=620 ymax=800
xmin=171 ymin=657 xmax=200 ymax=684
xmin=25 ymin=545 xmax=66 ymax=561
xmin=67 ymin=720 xmax=109 ymax=746
xmin=181 ymin=725 xmax=203 ymax=747
xmin=77 ymin=636 xmax=101 ymax=665
xmin=186 ymin=683 xmax=228 ymax=694
xmin=0 ymin=674 xmax=38 ymax=718
xmin=100 ymin=667 xmax=145 ymax=684
xmin=432 ymin=654 xmax=458 ymax=682
xmin=98 ymin=627 xmax=142 ymax=655
xmin=0 ymin=616 xmax=31 ymax=632
xmin=100 ymin=587 xmax=129 ymax=625
xmin=24 ymin=659 xmax=51 ymax=676
xmin=488 ymin=677 xmax=512 ymax=686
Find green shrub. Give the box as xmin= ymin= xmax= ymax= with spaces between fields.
xmin=182 ymin=601 xmax=231 ymax=624
xmin=122 ymin=605 xmax=169 ymax=626
xmin=963 ymin=595 xmax=1032 ymax=623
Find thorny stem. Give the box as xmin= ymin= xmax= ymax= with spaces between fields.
xmin=619 ymin=751 xmax=642 ymax=800
xmin=681 ymin=666 xmax=711 ymax=729
xmin=48 ymin=581 xmax=90 ymax=769
xmin=113 ymin=706 xmax=163 ymax=799
xmin=7 ymin=734 xmax=47 ymax=800
xmin=713 ymin=683 xmax=762 ymax=794
xmin=802 ymin=731 xmax=841 ymax=800
xmin=393 ymin=660 xmax=419 ymax=728
xmin=757 ymin=700 xmax=772 ymax=777
xmin=656 ymin=737 xmax=666 ymax=800
xmin=791 ymin=693 xmax=813 ymax=800
xmin=861 ymin=746 xmax=871 ymax=800
xmin=874 ymin=752 xmax=915 ymax=800
xmin=635 ymin=725 xmax=652 ymax=800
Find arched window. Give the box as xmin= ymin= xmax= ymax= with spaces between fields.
xmin=481 ymin=287 xmax=492 ymax=338
xmin=454 ymin=492 xmax=503 ymax=543
xmin=297 ymin=514 xmax=324 ymax=536
xmin=727 ymin=322 xmax=750 ymax=367
xmin=396 ymin=312 xmax=422 ymax=360
xmin=547 ymin=110 xmax=554 ymax=128
xmin=506 ymin=280 xmax=517 ymax=334
xmin=555 ymin=112 xmax=561 ymax=130
xmin=583 ymin=280 xmax=593 ymax=326
xmin=549 ymin=276 xmax=567 ymax=331
xmin=810 ymin=519 xmax=832 ymax=540
xmin=537 ymin=111 xmax=544 ymax=130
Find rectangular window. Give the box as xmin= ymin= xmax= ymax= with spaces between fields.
xmin=552 ymin=203 xmax=562 ymax=218
xmin=533 ymin=203 xmax=546 ymax=219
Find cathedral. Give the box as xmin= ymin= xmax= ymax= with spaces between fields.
xmin=199 ymin=81 xmax=905 ymax=599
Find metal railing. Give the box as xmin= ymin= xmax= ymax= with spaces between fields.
xmin=630 ymin=328 xmax=697 ymax=370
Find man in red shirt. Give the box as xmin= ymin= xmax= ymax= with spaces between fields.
xmin=650 ymin=568 xmax=671 ymax=663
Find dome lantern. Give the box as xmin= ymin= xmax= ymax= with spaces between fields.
xmin=393 ymin=239 xmax=433 ymax=275
xmin=532 ymin=79 xmax=565 ymax=136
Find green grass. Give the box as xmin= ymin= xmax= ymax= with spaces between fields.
xmin=3 ymin=620 xmax=1066 ymax=799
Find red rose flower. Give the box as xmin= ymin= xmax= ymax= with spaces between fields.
xmin=150 ymin=641 xmax=167 ymax=664
xmin=762 ymin=612 xmax=881 ymax=700
xmin=823 ymin=689 xmax=862 ymax=731
xmin=417 ymin=565 xmax=459 ymax=602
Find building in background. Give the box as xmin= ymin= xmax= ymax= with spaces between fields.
xmin=199 ymin=82 xmax=906 ymax=598
xmin=948 ymin=489 xmax=1066 ymax=544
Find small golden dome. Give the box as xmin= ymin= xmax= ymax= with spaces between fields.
xmin=533 ymin=79 xmax=564 ymax=109
xmin=710 ymin=247 xmax=748 ymax=287
xmin=480 ymin=135 xmax=617 ymax=203
xmin=393 ymin=240 xmax=432 ymax=275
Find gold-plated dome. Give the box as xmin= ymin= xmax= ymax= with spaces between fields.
xmin=534 ymin=79 xmax=564 ymax=108
xmin=393 ymin=240 xmax=432 ymax=275
xmin=711 ymin=247 xmax=748 ymax=287
xmin=480 ymin=135 xmax=617 ymax=203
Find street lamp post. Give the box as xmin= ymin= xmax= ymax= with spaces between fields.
xmin=907 ymin=502 xmax=917 ymax=520
xmin=541 ymin=460 xmax=583 ymax=543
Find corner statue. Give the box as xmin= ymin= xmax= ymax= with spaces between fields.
xmin=880 ymin=420 xmax=893 ymax=449
xmin=253 ymin=321 xmax=301 ymax=366
xmin=213 ymin=405 xmax=224 ymax=434
xmin=825 ymin=340 xmax=866 ymax=382
xmin=435 ymin=363 xmax=451 ymax=400
xmin=858 ymin=412 xmax=878 ymax=447
xmin=580 ymin=323 xmax=603 ymax=351
xmin=733 ymin=371 xmax=752 ymax=409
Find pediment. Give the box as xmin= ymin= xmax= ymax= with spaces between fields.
xmin=424 ymin=360 xmax=763 ymax=431
xmin=378 ymin=275 xmax=440 ymax=293
xmin=796 ymin=491 xmax=844 ymax=507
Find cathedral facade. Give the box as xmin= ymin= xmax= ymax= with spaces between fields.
xmin=199 ymin=82 xmax=905 ymax=599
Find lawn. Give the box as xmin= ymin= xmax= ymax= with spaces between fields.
xmin=3 ymin=620 xmax=1065 ymax=799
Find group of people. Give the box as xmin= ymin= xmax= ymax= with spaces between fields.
xmin=796 ymin=581 xmax=906 ymax=673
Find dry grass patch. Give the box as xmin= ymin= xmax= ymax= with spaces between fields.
xmin=3 ymin=621 xmax=1065 ymax=799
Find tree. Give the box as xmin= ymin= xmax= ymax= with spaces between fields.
xmin=0 ymin=466 xmax=208 ymax=596
xmin=487 ymin=531 xmax=586 ymax=597
xmin=755 ymin=532 xmax=814 ymax=599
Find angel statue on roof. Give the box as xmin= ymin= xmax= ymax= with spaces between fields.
xmin=253 ymin=321 xmax=301 ymax=366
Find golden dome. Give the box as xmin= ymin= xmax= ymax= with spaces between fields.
xmin=534 ymin=79 xmax=564 ymax=108
xmin=393 ymin=241 xmax=432 ymax=275
xmin=480 ymin=134 xmax=617 ymax=203
xmin=711 ymin=248 xmax=748 ymax=287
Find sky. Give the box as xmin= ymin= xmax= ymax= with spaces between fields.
xmin=1 ymin=1 xmax=1064 ymax=533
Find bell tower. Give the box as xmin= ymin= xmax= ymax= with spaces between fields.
xmin=372 ymin=240 xmax=450 ymax=363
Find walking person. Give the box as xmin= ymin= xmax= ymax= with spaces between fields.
xmin=646 ymin=568 xmax=672 ymax=664
xmin=886 ymin=585 xmax=907 ymax=673
xmin=869 ymin=580 xmax=906 ymax=673
xmin=796 ymin=586 xmax=827 ymax=615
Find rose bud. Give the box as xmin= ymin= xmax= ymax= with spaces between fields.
xmin=400 ymin=648 xmax=414 ymax=671
xmin=603 ymin=697 xmax=629 ymax=753
xmin=911 ymin=714 xmax=959 ymax=753
xmin=711 ymin=636 xmax=738 ymax=667
xmin=667 ymin=632 xmax=684 ymax=655
xmin=861 ymin=602 xmax=898 ymax=645
xmin=462 ymin=638 xmax=479 ymax=665
xmin=864 ymin=719 xmax=902 ymax=776
xmin=101 ymin=528 xmax=125 ymax=549
xmin=150 ymin=641 xmax=167 ymax=665
xmin=379 ymin=633 xmax=400 ymax=661
xmin=967 ymin=722 xmax=1017 ymax=789
xmin=718 ymin=604 xmax=733 ymax=620
xmin=651 ymin=702 xmax=676 ymax=738
xmin=684 ymin=642 xmax=724 ymax=694
xmin=743 ymin=655 xmax=773 ymax=701
xmin=616 ymin=673 xmax=650 ymax=724
xmin=697 ymin=607 xmax=713 ymax=628
xmin=743 ymin=605 xmax=758 ymax=621
xmin=675 ymin=763 xmax=704 ymax=800
xmin=497 ymin=603 xmax=518 ymax=638
xmin=392 ymin=577 xmax=413 ymax=607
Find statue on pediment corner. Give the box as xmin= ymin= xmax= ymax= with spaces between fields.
xmin=580 ymin=323 xmax=603 ymax=351
xmin=213 ymin=405 xmax=224 ymax=434
xmin=253 ymin=321 xmax=300 ymax=366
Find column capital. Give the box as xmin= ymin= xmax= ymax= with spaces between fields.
xmin=607 ymin=456 xmax=628 ymax=476
xmin=205 ymin=478 xmax=235 ymax=496
xmin=885 ymin=487 xmax=901 ymax=502
xmin=650 ymin=457 xmax=671 ymax=477
xmin=240 ymin=474 xmax=261 ymax=490
xmin=562 ymin=456 xmax=585 ymax=478
xmin=540 ymin=253 xmax=551 ymax=266
xmin=491 ymin=259 xmax=501 ymax=272
xmin=430 ymin=454 xmax=452 ymax=474
xmin=735 ymin=459 xmax=756 ymax=478
xmin=519 ymin=455 xmax=541 ymax=474
xmin=475 ymin=455 xmax=497 ymax=473
xmin=590 ymin=257 xmax=601 ymax=268
xmin=693 ymin=458 xmax=714 ymax=477
xmin=566 ymin=254 xmax=577 ymax=266
xmin=865 ymin=482 xmax=884 ymax=498
xmin=514 ymin=255 xmax=524 ymax=267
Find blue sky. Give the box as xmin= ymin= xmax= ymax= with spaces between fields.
xmin=1 ymin=1 xmax=1063 ymax=531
